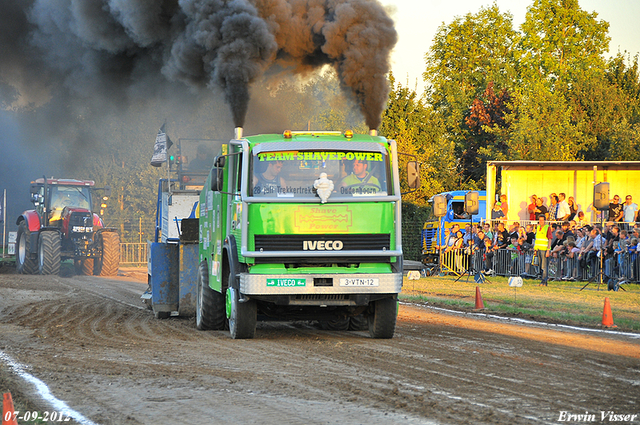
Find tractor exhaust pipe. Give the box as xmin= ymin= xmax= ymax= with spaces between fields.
xmin=235 ymin=127 xmax=243 ymax=139
xmin=369 ymin=129 xmax=378 ymax=136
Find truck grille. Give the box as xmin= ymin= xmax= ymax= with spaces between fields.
xmin=254 ymin=234 xmax=391 ymax=252
xmin=422 ymin=227 xmax=436 ymax=252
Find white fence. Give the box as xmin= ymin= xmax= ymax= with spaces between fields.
xmin=120 ymin=243 xmax=148 ymax=265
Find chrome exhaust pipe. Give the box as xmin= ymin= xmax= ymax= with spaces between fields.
xmin=235 ymin=127 xmax=243 ymax=139
xmin=369 ymin=129 xmax=378 ymax=136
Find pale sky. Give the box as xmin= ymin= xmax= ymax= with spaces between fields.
xmin=387 ymin=0 xmax=640 ymax=94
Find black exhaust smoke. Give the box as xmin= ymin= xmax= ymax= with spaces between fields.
xmin=3 ymin=0 xmax=397 ymax=130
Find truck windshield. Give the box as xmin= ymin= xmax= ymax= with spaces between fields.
xmin=251 ymin=150 xmax=390 ymax=199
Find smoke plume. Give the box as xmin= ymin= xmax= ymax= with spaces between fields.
xmin=1 ymin=0 xmax=396 ymax=129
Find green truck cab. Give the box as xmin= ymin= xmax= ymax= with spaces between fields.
xmin=195 ymin=129 xmax=412 ymax=339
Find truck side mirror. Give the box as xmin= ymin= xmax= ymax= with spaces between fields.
xmin=104 ymin=186 xmax=111 ymax=198
xmin=407 ymin=161 xmax=420 ymax=189
xmin=210 ymin=166 xmax=224 ymax=192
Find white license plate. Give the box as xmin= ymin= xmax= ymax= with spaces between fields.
xmin=339 ymin=278 xmax=379 ymax=287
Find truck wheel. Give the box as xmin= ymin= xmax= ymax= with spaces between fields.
xmin=349 ymin=314 xmax=369 ymax=331
xmin=74 ymin=259 xmax=94 ymax=275
xmin=95 ymin=232 xmax=120 ymax=276
xmin=196 ymin=261 xmax=225 ymax=330
xmin=320 ymin=318 xmax=350 ymax=331
xmin=227 ymin=282 xmax=256 ymax=339
xmin=38 ymin=231 xmax=61 ymax=275
xmin=16 ymin=221 xmax=37 ymax=274
xmin=368 ymin=297 xmax=397 ymax=339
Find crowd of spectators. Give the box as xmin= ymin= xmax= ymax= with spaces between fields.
xmin=440 ymin=192 xmax=640 ymax=287
xmin=521 ymin=192 xmax=639 ymax=224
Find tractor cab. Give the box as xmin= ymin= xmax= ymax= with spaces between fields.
xmin=30 ymin=179 xmax=95 ymax=226
xmin=171 ymin=138 xmax=225 ymax=190
xmin=48 ymin=185 xmax=92 ymax=225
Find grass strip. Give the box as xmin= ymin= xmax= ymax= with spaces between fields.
xmin=400 ymin=275 xmax=640 ymax=332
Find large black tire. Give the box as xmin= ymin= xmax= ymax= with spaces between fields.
xmin=348 ymin=314 xmax=369 ymax=331
xmin=227 ymin=273 xmax=257 ymax=339
xmin=38 ymin=231 xmax=61 ymax=275
xmin=320 ymin=318 xmax=350 ymax=331
xmin=95 ymin=232 xmax=120 ymax=276
xmin=368 ymin=297 xmax=397 ymax=339
xmin=195 ymin=261 xmax=226 ymax=330
xmin=16 ymin=221 xmax=37 ymax=275
xmin=74 ymin=259 xmax=94 ymax=276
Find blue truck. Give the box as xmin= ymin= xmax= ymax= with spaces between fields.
xmin=421 ymin=190 xmax=487 ymax=263
xmin=142 ymin=138 xmax=224 ymax=319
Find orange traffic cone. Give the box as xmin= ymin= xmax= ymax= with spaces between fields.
xmin=474 ymin=286 xmax=485 ymax=310
xmin=602 ymin=297 xmax=617 ymax=328
xmin=2 ymin=393 xmax=18 ymax=425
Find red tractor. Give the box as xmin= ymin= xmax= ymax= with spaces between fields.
xmin=16 ymin=178 xmax=120 ymax=276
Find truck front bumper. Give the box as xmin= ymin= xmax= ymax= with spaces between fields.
xmin=239 ymin=273 xmax=402 ymax=296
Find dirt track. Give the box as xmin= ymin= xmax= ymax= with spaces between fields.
xmin=0 ymin=269 xmax=639 ymax=425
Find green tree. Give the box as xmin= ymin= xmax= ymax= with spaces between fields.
xmin=605 ymin=53 xmax=640 ymax=126
xmin=608 ymin=120 xmax=640 ymax=161
xmin=380 ymin=75 xmax=457 ymax=205
xmin=517 ymin=0 xmax=610 ymax=86
xmin=462 ymin=82 xmax=512 ymax=183
xmin=424 ymin=4 xmax=517 ymax=183
xmin=490 ymin=80 xmax=593 ymax=160
xmin=568 ymin=71 xmax=630 ymax=160
xmin=515 ymin=0 xmax=615 ymax=160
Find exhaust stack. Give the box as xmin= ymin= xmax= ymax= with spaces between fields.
xmin=369 ymin=129 xmax=378 ymax=136
xmin=235 ymin=127 xmax=243 ymax=139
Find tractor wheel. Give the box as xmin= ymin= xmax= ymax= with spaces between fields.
xmin=226 ymin=275 xmax=256 ymax=339
xmin=16 ymin=221 xmax=37 ymax=274
xmin=367 ymin=297 xmax=397 ymax=339
xmin=95 ymin=232 xmax=120 ymax=276
xmin=38 ymin=231 xmax=61 ymax=275
xmin=74 ymin=259 xmax=94 ymax=276
xmin=195 ymin=261 xmax=225 ymax=330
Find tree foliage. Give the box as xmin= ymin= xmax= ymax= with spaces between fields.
xmin=424 ymin=5 xmax=517 ymax=186
xmin=423 ymin=0 xmax=640 ymax=184
xmin=463 ymin=83 xmax=511 ymax=181
xmin=492 ymin=80 xmax=592 ymax=160
xmin=608 ymin=120 xmax=640 ymax=161
xmin=517 ymin=0 xmax=610 ymax=85
xmin=380 ymin=75 xmax=457 ymax=206
xmin=425 ymin=5 xmax=517 ymax=139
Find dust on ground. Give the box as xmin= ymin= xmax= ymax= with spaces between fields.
xmin=0 ymin=270 xmax=638 ymax=425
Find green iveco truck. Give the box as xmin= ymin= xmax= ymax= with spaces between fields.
xmin=195 ymin=128 xmax=418 ymax=339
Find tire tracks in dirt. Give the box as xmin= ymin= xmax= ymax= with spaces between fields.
xmin=1 ymin=273 xmax=639 ymax=424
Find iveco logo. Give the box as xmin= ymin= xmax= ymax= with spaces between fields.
xmin=303 ymin=240 xmax=344 ymax=251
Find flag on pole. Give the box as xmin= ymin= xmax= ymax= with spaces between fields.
xmin=150 ymin=123 xmax=173 ymax=167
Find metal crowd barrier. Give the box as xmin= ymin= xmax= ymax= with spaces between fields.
xmin=434 ymin=247 xmax=639 ymax=284
xmin=120 ymin=243 xmax=148 ymax=265
xmin=439 ymin=249 xmax=469 ymax=276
